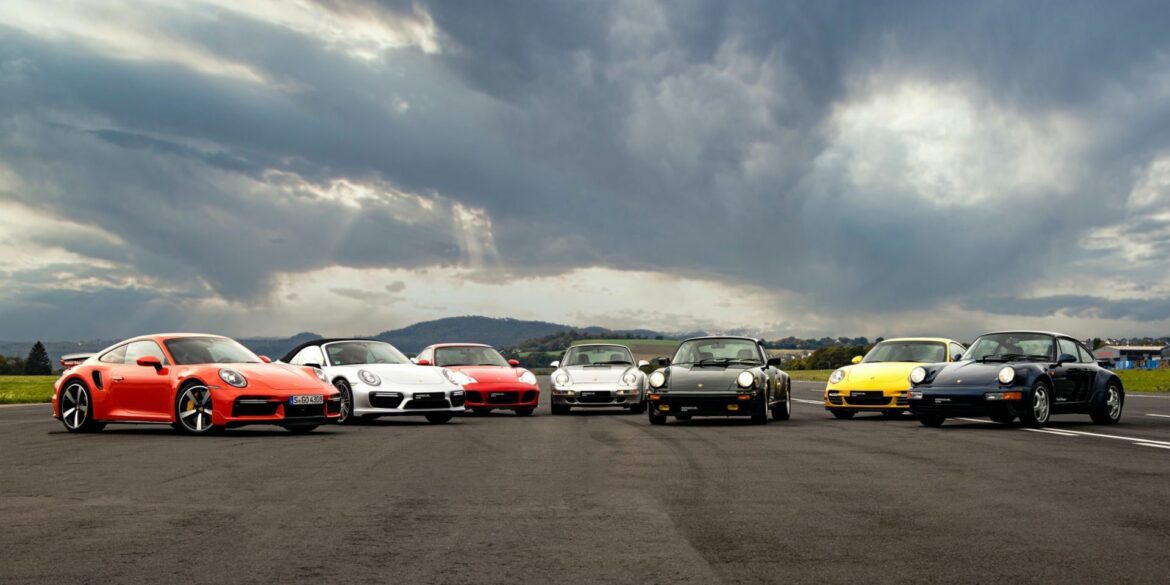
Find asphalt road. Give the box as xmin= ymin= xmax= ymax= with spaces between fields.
xmin=3 ymin=378 xmax=1170 ymax=584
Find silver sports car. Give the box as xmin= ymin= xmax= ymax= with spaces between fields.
xmin=549 ymin=344 xmax=649 ymax=415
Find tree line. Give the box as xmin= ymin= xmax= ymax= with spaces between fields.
xmin=0 ymin=342 xmax=54 ymax=375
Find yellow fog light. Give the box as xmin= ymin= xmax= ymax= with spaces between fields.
xmin=727 ymin=404 xmax=740 ymax=411
xmin=658 ymin=404 xmax=671 ymax=411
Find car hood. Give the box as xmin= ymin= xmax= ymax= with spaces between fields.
xmin=928 ymin=361 xmax=1034 ymax=387
xmin=215 ymin=362 xmax=327 ymax=393
xmin=665 ymin=364 xmax=751 ymax=392
xmin=447 ymin=365 xmax=533 ymax=386
xmin=562 ymin=365 xmax=634 ymax=384
xmin=834 ymin=362 xmax=924 ymax=390
xmin=331 ymin=363 xmax=452 ymax=386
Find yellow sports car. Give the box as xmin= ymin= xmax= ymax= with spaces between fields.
xmin=824 ymin=337 xmax=966 ymax=419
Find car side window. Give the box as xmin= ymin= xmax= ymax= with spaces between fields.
xmin=292 ymin=346 xmax=326 ymax=367
xmin=99 ymin=345 xmax=128 ymax=364
xmin=418 ymin=348 xmax=433 ymax=363
xmin=1057 ymin=338 xmax=1079 ymax=361
xmin=950 ymin=343 xmax=965 ymax=360
xmin=124 ymin=341 xmax=169 ymax=365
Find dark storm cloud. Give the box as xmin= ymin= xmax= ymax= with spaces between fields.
xmin=3 ymin=0 xmax=1170 ymax=338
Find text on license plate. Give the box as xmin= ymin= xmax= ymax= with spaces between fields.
xmin=289 ymin=395 xmax=324 ymax=405
xmin=414 ymin=393 xmax=439 ymax=400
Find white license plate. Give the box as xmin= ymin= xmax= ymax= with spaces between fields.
xmin=490 ymin=392 xmax=508 ymax=398
xmin=289 ymin=395 xmax=324 ymax=405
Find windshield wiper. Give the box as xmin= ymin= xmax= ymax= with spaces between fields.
xmin=595 ymin=360 xmax=633 ymax=365
xmin=978 ymin=354 xmax=1009 ymax=363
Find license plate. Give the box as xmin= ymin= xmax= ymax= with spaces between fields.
xmin=490 ymin=392 xmax=508 ymax=398
xmin=727 ymin=404 xmax=739 ymax=411
xmin=289 ymin=395 xmax=323 ymax=405
xmin=413 ymin=393 xmax=439 ymax=400
xmin=581 ymin=391 xmax=597 ymax=397
xmin=936 ymin=398 xmax=952 ymax=403
xmin=681 ymin=406 xmax=696 ymax=412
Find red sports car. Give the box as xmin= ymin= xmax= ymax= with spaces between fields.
xmin=52 ymin=333 xmax=341 ymax=434
xmin=415 ymin=343 xmax=540 ymax=416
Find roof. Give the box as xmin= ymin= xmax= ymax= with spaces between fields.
xmin=678 ymin=335 xmax=762 ymax=343
xmin=278 ymin=337 xmax=386 ymax=363
xmin=425 ymin=343 xmax=492 ymax=349
xmin=877 ymin=337 xmax=962 ymax=344
xmin=978 ymin=330 xmax=1071 ymax=338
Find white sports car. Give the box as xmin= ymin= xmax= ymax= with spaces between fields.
xmin=279 ymin=338 xmax=469 ymax=424
xmin=549 ymin=344 xmax=649 ymax=415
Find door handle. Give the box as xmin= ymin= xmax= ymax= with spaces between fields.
xmin=111 ymin=376 xmax=124 ymax=381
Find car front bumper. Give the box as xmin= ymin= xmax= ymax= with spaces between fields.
xmin=464 ymin=385 xmax=540 ymax=409
xmin=222 ymin=394 xmax=343 ymax=427
xmin=907 ymin=387 xmax=1026 ymax=417
xmin=351 ymin=384 xmax=466 ymax=416
xmin=551 ymin=384 xmax=643 ymax=407
xmin=649 ymin=392 xmax=762 ymax=417
xmin=824 ymin=389 xmax=910 ymax=410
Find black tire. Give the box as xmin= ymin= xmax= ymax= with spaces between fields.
xmin=989 ymin=412 xmax=1016 ymax=424
xmin=515 ymin=407 xmax=534 ymax=417
xmin=648 ymin=409 xmax=667 ymax=425
xmin=830 ymin=409 xmax=855 ymax=420
xmin=918 ymin=414 xmax=946 ymax=427
xmin=334 ymin=379 xmax=355 ymax=425
xmin=1090 ymin=383 xmax=1123 ymax=425
xmin=472 ymin=408 xmax=492 ymax=416
xmin=750 ymin=397 xmax=768 ymax=425
xmin=551 ymin=403 xmax=571 ymax=415
xmin=1018 ymin=382 xmax=1051 ymax=428
xmin=425 ymin=413 xmax=454 ymax=424
xmin=59 ymin=380 xmax=103 ymax=433
xmin=771 ymin=386 xmax=791 ymax=421
xmin=881 ymin=410 xmax=903 ymax=419
xmin=174 ymin=381 xmax=219 ymax=435
xmin=283 ymin=424 xmax=318 ymax=434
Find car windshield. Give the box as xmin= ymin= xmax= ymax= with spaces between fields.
xmin=325 ymin=341 xmax=410 ymax=366
xmin=165 ymin=337 xmax=261 ymax=365
xmin=562 ymin=345 xmax=634 ymax=366
xmin=672 ymin=339 xmax=762 ymax=365
xmin=435 ymin=346 xmax=509 ymax=367
xmin=963 ymin=333 xmax=1055 ymax=362
xmin=862 ymin=341 xmax=947 ymax=363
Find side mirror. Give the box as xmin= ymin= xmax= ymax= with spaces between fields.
xmin=1097 ymin=359 xmax=1112 ymax=368
xmin=767 ymin=357 xmax=784 ymax=367
xmin=136 ymin=356 xmax=163 ymax=370
xmin=951 ymin=353 xmax=964 ymax=362
xmin=1058 ymin=353 xmax=1077 ymax=364
xmin=305 ymin=362 xmax=322 ymax=370
xmin=550 ymin=360 xmax=560 ymax=368
xmin=508 ymin=359 xmax=520 ymax=367
xmin=259 ymin=355 xmax=271 ymax=363
xmin=657 ymin=357 xmax=671 ymax=367
xmin=417 ymin=359 xmax=431 ymax=366
xmin=851 ymin=356 xmax=863 ymax=365
xmin=637 ymin=360 xmax=650 ymax=369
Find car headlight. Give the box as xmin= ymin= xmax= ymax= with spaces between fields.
xmin=312 ymin=368 xmax=327 ymax=382
xmin=909 ymin=367 xmax=927 ymax=384
xmin=518 ymin=370 xmax=537 ymax=385
xmin=829 ymin=369 xmax=846 ymax=384
xmin=736 ymin=371 xmax=755 ymax=388
xmin=553 ymin=369 xmax=571 ymax=386
xmin=621 ymin=371 xmax=638 ymax=386
xmin=441 ymin=368 xmax=476 ymax=386
xmin=358 ymin=369 xmax=381 ymax=386
xmin=997 ymin=366 xmax=1016 ymax=385
xmin=219 ymin=368 xmax=247 ymax=388
xmin=649 ymin=370 xmax=666 ymax=388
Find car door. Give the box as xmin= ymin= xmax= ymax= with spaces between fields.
xmin=110 ymin=340 xmax=174 ymax=421
xmin=1052 ymin=338 xmax=1084 ymax=405
xmin=93 ymin=344 xmax=129 ymax=416
xmin=1075 ymin=342 xmax=1101 ymax=403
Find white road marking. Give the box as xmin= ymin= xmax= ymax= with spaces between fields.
xmin=956 ymin=417 xmax=993 ymax=424
xmin=1128 ymin=394 xmax=1170 ymax=398
xmin=1145 ymin=414 xmax=1170 ymax=419
xmin=1043 ymin=428 xmax=1170 ymax=448
xmin=793 ymin=398 xmax=823 ymax=405
xmin=1022 ymin=428 xmax=1080 ymax=437
xmin=1135 ymin=443 xmax=1170 ymax=450
xmin=0 ymin=403 xmax=51 ymax=409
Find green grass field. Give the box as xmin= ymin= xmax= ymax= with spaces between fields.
xmin=0 ymin=376 xmax=56 ymax=404
xmin=786 ymin=368 xmax=1170 ymax=391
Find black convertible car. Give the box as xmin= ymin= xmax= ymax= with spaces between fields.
xmin=646 ymin=336 xmax=791 ymax=425
xmin=907 ymin=331 xmax=1124 ymax=428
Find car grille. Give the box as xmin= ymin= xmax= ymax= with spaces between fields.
xmin=487 ymin=391 xmax=519 ymax=404
xmin=326 ymin=397 xmax=341 ymax=414
xmin=451 ymin=393 xmax=465 ymax=407
xmin=369 ymin=392 xmax=404 ymax=409
xmin=577 ymin=391 xmax=613 ymax=403
xmin=827 ymin=395 xmax=843 ymax=405
xmin=466 ymin=391 xmax=483 ymax=403
xmin=920 ymin=396 xmax=983 ymax=408
xmin=844 ymin=392 xmax=891 ymax=406
xmin=521 ymin=390 xmax=537 ymax=403
xmin=232 ymin=398 xmax=278 ymax=417
xmin=895 ymin=396 xmax=909 ymax=407
xmin=284 ymin=403 xmax=324 ymax=418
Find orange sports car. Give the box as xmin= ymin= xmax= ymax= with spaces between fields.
xmin=52 ymin=333 xmax=341 ymax=434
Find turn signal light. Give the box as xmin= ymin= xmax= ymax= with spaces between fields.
xmin=737 ymin=394 xmax=752 ymax=401
xmin=649 ymin=394 xmax=661 ymax=401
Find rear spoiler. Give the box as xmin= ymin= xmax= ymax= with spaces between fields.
xmin=60 ymin=353 xmax=93 ymax=368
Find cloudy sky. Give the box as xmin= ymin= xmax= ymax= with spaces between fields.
xmin=2 ymin=0 xmax=1170 ymax=341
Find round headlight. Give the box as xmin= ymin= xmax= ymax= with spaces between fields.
xmin=736 ymin=371 xmax=755 ymax=388
xmin=909 ymin=367 xmax=927 ymax=384
xmin=829 ymin=369 xmax=846 ymax=384
xmin=219 ymin=368 xmax=247 ymax=388
xmin=441 ymin=368 xmax=476 ymax=386
xmin=357 ymin=369 xmax=381 ymax=386
xmin=553 ymin=370 xmax=571 ymax=386
xmin=997 ymin=366 xmax=1016 ymax=385
xmin=312 ymin=368 xmax=327 ymax=382
xmin=518 ymin=370 xmax=537 ymax=385
xmin=649 ymin=370 xmax=666 ymax=388
xmin=621 ymin=371 xmax=638 ymax=386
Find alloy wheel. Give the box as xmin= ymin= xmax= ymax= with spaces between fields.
xmin=178 ymin=385 xmax=214 ymax=432
xmin=61 ymin=383 xmax=89 ymax=430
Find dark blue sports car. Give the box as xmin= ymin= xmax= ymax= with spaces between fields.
xmin=907 ymin=331 xmax=1124 ymax=428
